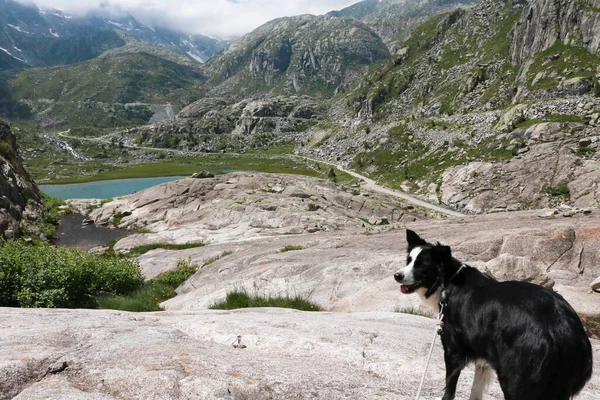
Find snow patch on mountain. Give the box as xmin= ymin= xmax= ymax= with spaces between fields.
xmin=8 ymin=24 xmax=30 ymax=34
xmin=186 ymin=51 xmax=204 ymax=63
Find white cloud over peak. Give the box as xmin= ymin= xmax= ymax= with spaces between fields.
xmin=16 ymin=0 xmax=363 ymax=38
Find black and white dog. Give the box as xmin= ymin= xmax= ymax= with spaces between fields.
xmin=394 ymin=230 xmax=593 ymax=400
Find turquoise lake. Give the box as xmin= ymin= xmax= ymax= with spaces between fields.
xmin=39 ymin=176 xmax=188 ymax=200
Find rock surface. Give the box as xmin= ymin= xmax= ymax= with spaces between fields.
xmin=203 ymin=14 xmax=389 ymax=98
xmin=130 ymin=96 xmax=326 ymax=152
xmin=90 ymin=172 xmax=424 ymax=253
xmin=0 ymin=120 xmax=42 ymax=239
xmin=127 ymin=209 xmax=600 ymax=316
xmin=2 ymin=308 xmax=599 ymax=400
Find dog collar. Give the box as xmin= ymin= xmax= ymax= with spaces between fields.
xmin=438 ymin=263 xmax=467 ymax=331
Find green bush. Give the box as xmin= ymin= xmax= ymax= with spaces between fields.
xmin=0 ymin=240 xmax=143 ymax=308
xmin=97 ymin=256 xmax=198 ymax=312
xmin=543 ymin=183 xmax=570 ymax=197
xmin=0 ymin=141 xmax=10 ymax=157
xmin=154 ymin=257 xmax=197 ymax=287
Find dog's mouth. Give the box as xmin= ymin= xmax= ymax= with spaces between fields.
xmin=399 ymin=283 xmax=421 ymax=294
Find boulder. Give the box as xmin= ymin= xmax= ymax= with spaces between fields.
xmin=484 ymin=254 xmax=554 ymax=288
xmin=191 ymin=170 xmax=215 ymax=179
xmin=591 ymin=276 xmax=600 ymax=293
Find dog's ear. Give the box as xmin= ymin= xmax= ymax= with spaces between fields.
xmin=406 ymin=229 xmax=427 ymax=250
xmin=433 ymin=244 xmax=452 ymax=265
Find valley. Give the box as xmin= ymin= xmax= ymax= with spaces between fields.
xmin=1 ymin=0 xmax=600 ymax=398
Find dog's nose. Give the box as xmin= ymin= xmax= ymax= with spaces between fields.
xmin=394 ymin=272 xmax=404 ymax=282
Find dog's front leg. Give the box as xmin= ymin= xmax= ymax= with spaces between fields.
xmin=469 ymin=360 xmax=493 ymax=400
xmin=442 ymin=351 xmax=465 ymax=400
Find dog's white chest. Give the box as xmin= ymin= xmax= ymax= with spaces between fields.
xmin=415 ymin=287 xmax=442 ymax=314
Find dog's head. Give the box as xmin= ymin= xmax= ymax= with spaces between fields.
xmin=394 ymin=229 xmax=452 ymax=298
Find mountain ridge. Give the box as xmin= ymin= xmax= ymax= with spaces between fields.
xmin=0 ymin=0 xmax=227 ymax=69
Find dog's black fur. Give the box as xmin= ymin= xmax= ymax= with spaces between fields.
xmin=395 ymin=230 xmax=593 ymax=400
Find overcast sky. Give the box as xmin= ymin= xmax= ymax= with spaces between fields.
xmin=18 ymin=0 xmax=364 ymax=38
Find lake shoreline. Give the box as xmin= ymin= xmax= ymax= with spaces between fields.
xmin=40 ymin=176 xmax=190 ymax=200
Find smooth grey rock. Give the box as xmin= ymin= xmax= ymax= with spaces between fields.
xmin=90 ymin=173 xmax=424 ymax=253
xmin=591 ymin=277 xmax=600 ymax=293
xmin=2 ymin=308 xmax=600 ymax=400
xmin=485 ymin=254 xmax=554 ymax=288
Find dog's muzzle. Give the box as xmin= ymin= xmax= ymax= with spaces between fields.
xmin=394 ymin=272 xmax=420 ymax=294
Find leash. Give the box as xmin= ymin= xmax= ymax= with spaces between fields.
xmin=415 ymin=303 xmax=445 ymax=400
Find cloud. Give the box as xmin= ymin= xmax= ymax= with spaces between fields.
xmin=17 ymin=0 xmax=363 ymax=38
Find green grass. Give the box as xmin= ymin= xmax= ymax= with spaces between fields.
xmin=128 ymin=242 xmax=206 ymax=256
xmin=280 ymin=245 xmax=303 ymax=253
xmin=350 ymin=128 xmax=517 ymax=191
xmin=394 ymin=306 xmax=434 ymax=318
xmin=576 ymin=146 xmax=597 ymax=157
xmin=96 ymin=281 xmax=176 ymax=312
xmin=97 ymin=256 xmax=198 ymax=312
xmin=516 ymin=114 xmax=585 ymax=128
xmin=40 ymin=153 xmax=329 ymax=184
xmin=527 ymin=40 xmax=600 ymax=91
xmin=209 ymin=290 xmax=320 ymax=311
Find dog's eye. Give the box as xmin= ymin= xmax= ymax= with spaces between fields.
xmin=407 ymin=256 xmax=412 ymax=264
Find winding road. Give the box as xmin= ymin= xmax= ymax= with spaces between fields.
xmin=55 ymin=130 xmax=465 ymax=218
xmin=297 ymin=156 xmax=466 ymax=218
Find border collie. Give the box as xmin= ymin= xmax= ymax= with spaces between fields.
xmin=394 ymin=229 xmax=593 ymax=400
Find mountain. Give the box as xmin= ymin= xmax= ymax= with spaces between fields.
xmin=0 ymin=0 xmax=226 ymax=70
xmin=328 ymin=0 xmax=479 ymax=52
xmin=347 ymin=0 xmax=600 ymax=118
xmin=7 ymin=52 xmax=205 ymax=128
xmin=299 ymin=0 xmax=600 ymax=213
xmin=203 ymin=14 xmax=390 ymax=98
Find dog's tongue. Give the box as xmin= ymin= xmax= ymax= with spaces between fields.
xmin=400 ymin=285 xmax=412 ymax=294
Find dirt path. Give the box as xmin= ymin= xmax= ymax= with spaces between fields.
xmin=298 ymin=155 xmax=466 ymax=218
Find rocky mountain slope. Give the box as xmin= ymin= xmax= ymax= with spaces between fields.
xmin=121 ymin=96 xmax=326 ymax=152
xmin=203 ymin=14 xmax=390 ymax=98
xmin=0 ymin=0 xmax=225 ymax=70
xmin=0 ymin=119 xmax=42 ymax=239
xmin=6 ymin=52 xmax=204 ymax=128
xmin=296 ymin=0 xmax=600 ymax=213
xmin=329 ymin=0 xmax=479 ymax=51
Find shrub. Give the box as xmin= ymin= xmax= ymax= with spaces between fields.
xmin=543 ymin=183 xmax=570 ymax=197
xmin=0 ymin=141 xmax=10 ymax=157
xmin=97 ymin=256 xmax=200 ymax=312
xmin=0 ymin=240 xmax=143 ymax=308
xmin=154 ymin=257 xmax=197 ymax=287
